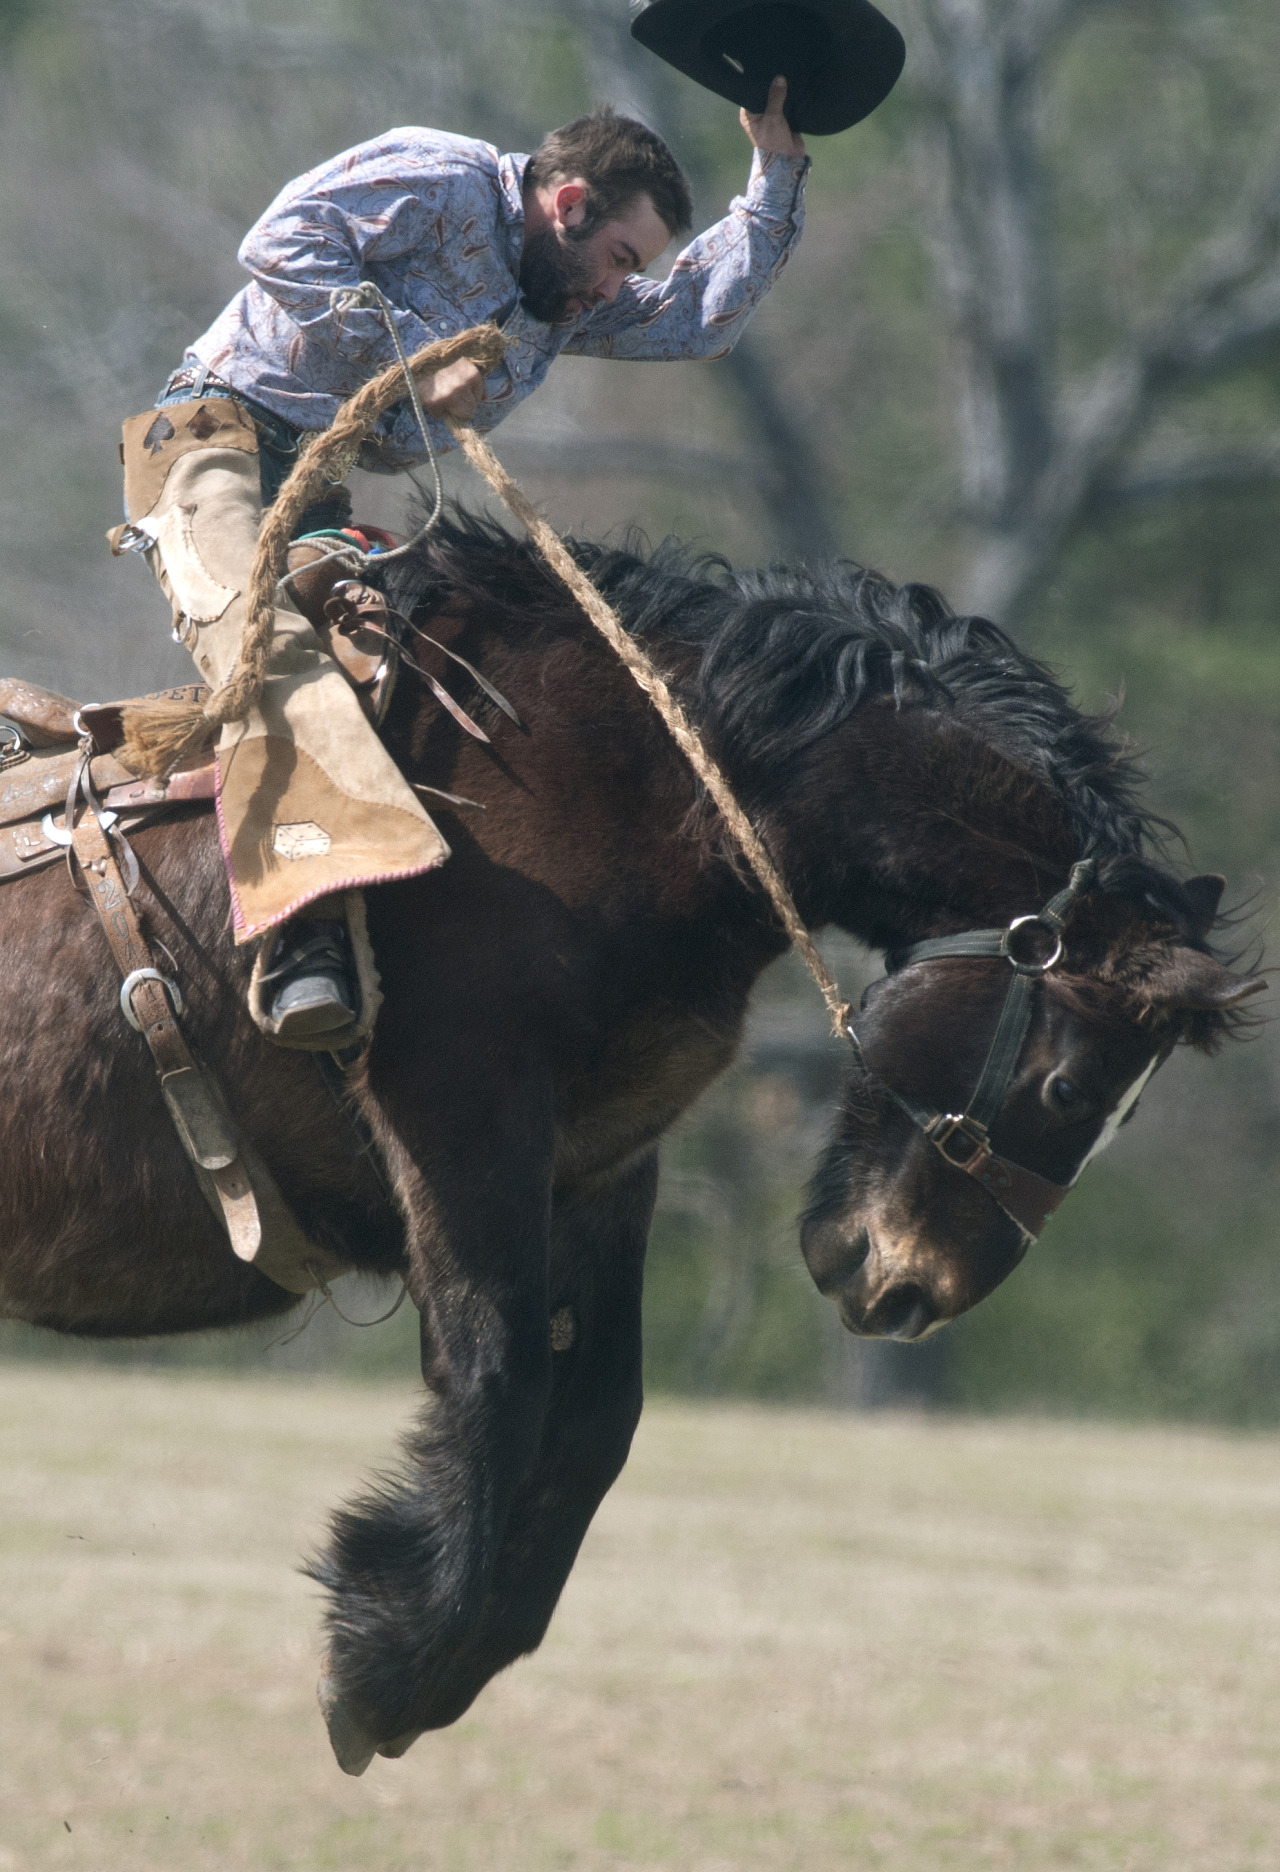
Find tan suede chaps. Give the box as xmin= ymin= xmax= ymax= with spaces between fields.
xmin=117 ymin=398 xmax=448 ymax=949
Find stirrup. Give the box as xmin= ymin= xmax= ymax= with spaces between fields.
xmin=247 ymin=891 xmax=383 ymax=1053
xmin=257 ymin=920 xmax=359 ymax=1046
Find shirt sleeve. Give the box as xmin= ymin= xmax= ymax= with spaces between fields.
xmin=562 ymin=148 xmax=810 ymax=362
xmin=239 ymin=150 xmax=457 ymax=366
xmin=236 ymin=137 xmax=517 ymax=461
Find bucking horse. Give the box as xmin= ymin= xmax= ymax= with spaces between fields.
xmin=0 ymin=510 xmax=1262 ymax=1770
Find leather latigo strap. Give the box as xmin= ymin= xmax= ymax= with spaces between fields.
xmin=68 ymin=801 xmax=262 ymax=1264
xmin=4 ymin=710 xmax=350 ymax=1292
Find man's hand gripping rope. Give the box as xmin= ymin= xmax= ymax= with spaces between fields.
xmin=117 ymin=309 xmax=507 ymax=781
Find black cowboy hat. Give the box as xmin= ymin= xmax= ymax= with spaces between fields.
xmin=629 ymin=0 xmax=905 ymax=136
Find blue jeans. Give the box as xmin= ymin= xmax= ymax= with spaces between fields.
xmin=150 ymin=371 xmax=354 ymax=537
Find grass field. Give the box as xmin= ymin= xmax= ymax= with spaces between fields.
xmin=1 ymin=1369 xmax=1279 ymax=1870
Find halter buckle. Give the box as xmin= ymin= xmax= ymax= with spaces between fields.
xmin=926 ymin=1113 xmax=991 ymax=1172
xmin=1001 ymin=914 xmax=1064 ymax=975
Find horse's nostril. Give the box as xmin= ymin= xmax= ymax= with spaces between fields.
xmin=871 ymin=1283 xmax=935 ymax=1341
xmin=841 ymin=1227 xmax=871 ymax=1277
xmin=801 ymin=1222 xmax=870 ymax=1294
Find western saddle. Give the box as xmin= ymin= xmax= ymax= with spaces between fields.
xmin=0 ymin=541 xmax=404 ymax=1298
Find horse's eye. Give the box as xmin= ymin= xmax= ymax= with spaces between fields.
xmin=1049 ymin=1075 xmax=1084 ymax=1113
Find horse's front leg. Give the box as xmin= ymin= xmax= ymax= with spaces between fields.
xmin=373 ymin=1150 xmax=657 ymax=1747
xmin=313 ymin=1051 xmax=556 ymax=1771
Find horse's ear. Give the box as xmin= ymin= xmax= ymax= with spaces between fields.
xmin=1142 ymin=947 xmax=1267 ymax=1013
xmin=1182 ymin=873 xmax=1226 ymax=937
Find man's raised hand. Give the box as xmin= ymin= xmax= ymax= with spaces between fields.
xmin=740 ymin=76 xmax=806 ymax=160
xmin=414 ymin=356 xmax=486 ymax=422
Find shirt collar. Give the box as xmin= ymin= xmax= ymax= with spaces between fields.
xmin=498 ymin=152 xmax=529 ymax=271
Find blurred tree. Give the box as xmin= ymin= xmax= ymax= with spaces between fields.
xmin=3 ymin=0 xmax=1279 ymax=1418
xmin=911 ymin=0 xmax=1280 ymax=622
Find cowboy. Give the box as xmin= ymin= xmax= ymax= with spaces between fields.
xmin=116 ymin=82 xmax=808 ymax=1048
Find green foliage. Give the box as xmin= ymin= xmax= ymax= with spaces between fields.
xmin=0 ymin=0 xmax=39 ymax=50
xmin=642 ymin=1067 xmax=831 ymax=1401
xmin=944 ymin=1156 xmax=1280 ymax=1423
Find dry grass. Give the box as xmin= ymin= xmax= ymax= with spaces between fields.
xmin=1 ymin=1367 xmax=1278 ymax=1870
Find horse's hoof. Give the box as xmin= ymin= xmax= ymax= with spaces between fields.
xmin=377 ymin=1728 xmax=423 ymax=1760
xmin=317 ymin=1663 xmax=378 ymax=1777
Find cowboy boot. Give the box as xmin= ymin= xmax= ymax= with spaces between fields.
xmin=256 ymin=914 xmax=360 ymax=1044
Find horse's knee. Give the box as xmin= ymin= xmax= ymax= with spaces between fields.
xmin=418 ymin=1306 xmax=553 ymax=1482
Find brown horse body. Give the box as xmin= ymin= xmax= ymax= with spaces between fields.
xmin=0 ymin=515 xmax=1259 ymax=1768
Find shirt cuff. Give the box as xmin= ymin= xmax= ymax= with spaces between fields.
xmin=745 ymin=146 xmax=811 ymax=222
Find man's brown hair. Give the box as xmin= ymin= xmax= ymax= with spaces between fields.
xmin=525 ymin=107 xmax=693 ymax=239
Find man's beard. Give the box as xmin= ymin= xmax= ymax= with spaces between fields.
xmin=518 ymin=223 xmax=599 ymax=325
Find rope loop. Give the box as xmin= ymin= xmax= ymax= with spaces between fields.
xmin=118 ymin=320 xmax=506 ymax=778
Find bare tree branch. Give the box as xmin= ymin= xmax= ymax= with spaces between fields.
xmin=707 ymin=340 xmax=840 ymax=560
xmin=499 ymin=431 xmax=768 ymax=498
xmin=973 ymin=152 xmax=1280 ymax=613
xmin=1097 ymin=438 xmax=1280 ymax=509
xmin=547 ymin=0 xmax=841 ymax=562
xmin=911 ymin=0 xmax=1280 ymax=620
xmin=914 ymin=0 xmax=1059 ymax=525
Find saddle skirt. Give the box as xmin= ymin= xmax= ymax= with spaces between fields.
xmin=0 ymin=680 xmax=216 ymax=884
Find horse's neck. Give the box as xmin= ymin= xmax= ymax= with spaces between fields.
xmin=791 ymin=703 xmax=1080 ymax=952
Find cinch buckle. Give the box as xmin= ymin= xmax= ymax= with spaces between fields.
xmin=119 ymin=967 xmax=184 ymax=1033
xmin=41 ymin=807 xmax=118 ymax=847
xmin=1000 ymin=914 xmax=1064 ymax=975
xmin=927 ymin=1114 xmax=991 ymax=1172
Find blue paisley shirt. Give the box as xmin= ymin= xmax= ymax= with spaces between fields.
xmin=185 ymin=127 xmax=809 ymax=469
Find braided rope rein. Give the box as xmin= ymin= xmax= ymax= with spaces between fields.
xmin=118 ymin=324 xmax=507 ymax=779
xmin=446 ymin=421 xmax=851 ymax=1037
xmin=118 ymin=321 xmax=850 ymax=1038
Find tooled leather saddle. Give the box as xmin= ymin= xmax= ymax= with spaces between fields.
xmin=0 ymin=539 xmax=401 ymax=880
xmin=0 ymin=680 xmax=217 ymax=881
xmin=0 ymin=543 xmax=410 ymax=1297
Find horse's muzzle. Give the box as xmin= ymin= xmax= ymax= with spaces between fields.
xmin=838 ymin=1281 xmax=938 ymax=1340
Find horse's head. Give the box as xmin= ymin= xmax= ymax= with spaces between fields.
xmin=801 ymin=870 xmax=1265 ymax=1339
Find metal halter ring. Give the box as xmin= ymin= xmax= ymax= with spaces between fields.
xmin=120 ymin=968 xmax=184 ymax=1033
xmin=1001 ymin=914 xmax=1064 ymax=975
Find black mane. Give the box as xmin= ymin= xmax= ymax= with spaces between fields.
xmin=386 ymin=507 xmax=1216 ymax=948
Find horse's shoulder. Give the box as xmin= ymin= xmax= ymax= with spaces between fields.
xmin=554 ymin=1001 xmax=742 ymax=1188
